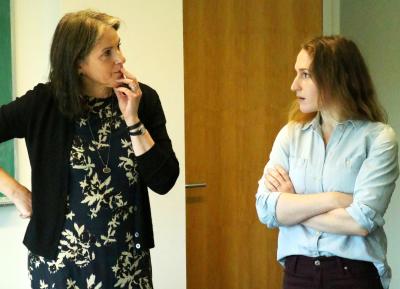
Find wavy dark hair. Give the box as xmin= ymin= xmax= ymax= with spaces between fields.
xmin=289 ymin=35 xmax=387 ymax=124
xmin=49 ymin=9 xmax=120 ymax=119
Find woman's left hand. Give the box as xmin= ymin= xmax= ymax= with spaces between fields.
xmin=113 ymin=67 xmax=142 ymax=126
xmin=265 ymin=165 xmax=295 ymax=193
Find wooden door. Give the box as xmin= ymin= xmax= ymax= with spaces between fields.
xmin=184 ymin=1 xmax=322 ymax=288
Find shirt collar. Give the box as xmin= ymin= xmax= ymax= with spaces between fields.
xmin=301 ymin=112 xmax=360 ymax=131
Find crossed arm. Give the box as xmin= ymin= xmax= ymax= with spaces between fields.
xmin=265 ymin=165 xmax=368 ymax=236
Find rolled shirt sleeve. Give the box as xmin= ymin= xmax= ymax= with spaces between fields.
xmin=256 ymin=182 xmax=281 ymax=227
xmin=255 ymin=124 xmax=291 ymax=228
xmin=346 ymin=125 xmax=399 ymax=233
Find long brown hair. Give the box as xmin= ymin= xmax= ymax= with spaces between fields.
xmin=49 ymin=10 xmax=120 ymax=119
xmin=289 ymin=35 xmax=387 ymax=123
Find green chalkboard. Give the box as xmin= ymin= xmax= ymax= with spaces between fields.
xmin=0 ymin=0 xmax=14 ymax=205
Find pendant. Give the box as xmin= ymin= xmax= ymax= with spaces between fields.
xmin=103 ymin=166 xmax=111 ymax=174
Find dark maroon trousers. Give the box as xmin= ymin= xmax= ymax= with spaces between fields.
xmin=283 ymin=255 xmax=384 ymax=289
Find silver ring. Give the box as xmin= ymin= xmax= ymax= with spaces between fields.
xmin=130 ymin=83 xmax=138 ymax=91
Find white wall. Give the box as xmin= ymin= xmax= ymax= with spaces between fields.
xmin=0 ymin=1 xmax=185 ymax=288
xmin=326 ymin=1 xmax=400 ymax=288
xmin=323 ymin=0 xmax=340 ymax=35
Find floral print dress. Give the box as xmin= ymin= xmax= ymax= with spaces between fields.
xmin=28 ymin=96 xmax=153 ymax=289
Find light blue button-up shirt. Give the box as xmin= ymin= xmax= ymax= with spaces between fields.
xmin=256 ymin=115 xmax=399 ymax=289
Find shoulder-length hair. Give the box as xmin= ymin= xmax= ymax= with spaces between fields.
xmin=289 ymin=35 xmax=387 ymax=124
xmin=49 ymin=9 xmax=120 ymax=119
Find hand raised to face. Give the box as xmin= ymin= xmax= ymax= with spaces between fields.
xmin=113 ymin=67 xmax=142 ymax=126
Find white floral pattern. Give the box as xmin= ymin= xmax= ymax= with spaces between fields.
xmin=29 ymin=97 xmax=152 ymax=289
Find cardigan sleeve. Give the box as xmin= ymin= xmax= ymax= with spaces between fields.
xmin=136 ymin=84 xmax=179 ymax=194
xmin=0 ymin=91 xmax=33 ymax=142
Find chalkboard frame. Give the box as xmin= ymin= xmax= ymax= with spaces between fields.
xmin=0 ymin=0 xmax=15 ymax=206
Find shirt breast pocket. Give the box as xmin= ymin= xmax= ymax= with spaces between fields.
xmin=289 ymin=157 xmax=307 ymax=193
xmin=337 ymin=153 xmax=366 ymax=189
xmin=327 ymin=154 xmax=365 ymax=193
xmin=343 ymin=153 xmax=365 ymax=173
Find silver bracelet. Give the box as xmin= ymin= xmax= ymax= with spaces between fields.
xmin=128 ymin=124 xmax=146 ymax=136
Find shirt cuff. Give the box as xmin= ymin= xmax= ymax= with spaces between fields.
xmin=346 ymin=200 xmax=384 ymax=232
xmin=255 ymin=191 xmax=281 ymax=228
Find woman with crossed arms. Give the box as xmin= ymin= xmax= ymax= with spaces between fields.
xmin=256 ymin=36 xmax=398 ymax=289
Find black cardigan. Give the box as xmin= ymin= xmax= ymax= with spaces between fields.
xmin=0 ymin=83 xmax=179 ymax=259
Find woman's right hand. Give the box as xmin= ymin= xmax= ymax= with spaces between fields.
xmin=10 ymin=187 xmax=32 ymax=219
xmin=0 ymin=167 xmax=32 ymax=218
